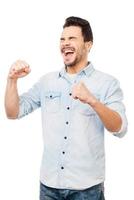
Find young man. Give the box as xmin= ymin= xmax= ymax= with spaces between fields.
xmin=5 ymin=16 xmax=127 ymax=200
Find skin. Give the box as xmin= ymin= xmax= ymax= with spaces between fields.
xmin=60 ymin=26 xmax=92 ymax=73
xmin=5 ymin=60 xmax=31 ymax=118
xmin=5 ymin=26 xmax=122 ymax=132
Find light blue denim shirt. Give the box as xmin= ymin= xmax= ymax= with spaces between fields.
xmin=18 ymin=62 xmax=127 ymax=189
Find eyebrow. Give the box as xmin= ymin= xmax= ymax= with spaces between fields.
xmin=60 ymin=36 xmax=77 ymax=40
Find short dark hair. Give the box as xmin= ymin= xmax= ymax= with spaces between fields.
xmin=63 ymin=16 xmax=93 ymax=42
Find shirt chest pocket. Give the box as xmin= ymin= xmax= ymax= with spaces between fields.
xmin=44 ymin=91 xmax=61 ymax=113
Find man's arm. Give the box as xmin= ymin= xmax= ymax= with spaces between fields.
xmin=72 ymin=81 xmax=125 ymax=133
xmin=5 ymin=79 xmax=19 ymax=119
xmin=5 ymin=60 xmax=31 ymax=119
xmin=90 ymin=100 xmax=122 ymax=132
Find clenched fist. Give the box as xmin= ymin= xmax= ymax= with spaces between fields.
xmin=8 ymin=60 xmax=31 ymax=79
xmin=72 ymin=81 xmax=98 ymax=106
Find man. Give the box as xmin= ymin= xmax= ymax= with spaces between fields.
xmin=5 ymin=16 xmax=127 ymax=200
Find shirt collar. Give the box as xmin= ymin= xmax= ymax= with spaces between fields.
xmin=58 ymin=62 xmax=95 ymax=78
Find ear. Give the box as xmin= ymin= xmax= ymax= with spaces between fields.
xmin=85 ymin=41 xmax=93 ymax=52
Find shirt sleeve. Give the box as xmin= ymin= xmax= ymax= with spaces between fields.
xmin=103 ymin=78 xmax=128 ymax=138
xmin=17 ymin=79 xmax=41 ymax=119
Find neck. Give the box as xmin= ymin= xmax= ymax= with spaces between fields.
xmin=66 ymin=60 xmax=89 ymax=74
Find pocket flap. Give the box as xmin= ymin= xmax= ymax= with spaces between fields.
xmin=45 ymin=91 xmax=61 ymax=99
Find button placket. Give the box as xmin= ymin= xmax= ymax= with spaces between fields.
xmin=60 ymin=87 xmax=73 ymax=175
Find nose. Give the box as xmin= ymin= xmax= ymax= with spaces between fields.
xmin=61 ymin=39 xmax=71 ymax=46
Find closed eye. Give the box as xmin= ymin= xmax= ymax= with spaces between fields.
xmin=60 ymin=37 xmax=65 ymax=41
xmin=69 ymin=37 xmax=77 ymax=40
xmin=60 ymin=37 xmax=77 ymax=41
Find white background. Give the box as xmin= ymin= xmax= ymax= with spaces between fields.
xmin=0 ymin=0 xmax=133 ymax=199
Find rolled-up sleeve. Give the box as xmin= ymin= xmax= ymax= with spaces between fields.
xmin=18 ymin=80 xmax=41 ymax=119
xmin=104 ymin=79 xmax=128 ymax=138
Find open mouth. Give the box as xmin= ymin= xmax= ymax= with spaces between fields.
xmin=62 ymin=47 xmax=75 ymax=56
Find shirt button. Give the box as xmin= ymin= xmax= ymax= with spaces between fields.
xmin=66 ymin=121 xmax=69 ymax=124
xmin=67 ymin=107 xmax=70 ymax=110
xmin=69 ymin=93 xmax=72 ymax=96
xmin=62 ymin=151 xmax=65 ymax=154
xmin=50 ymin=95 xmax=52 ymax=98
xmin=64 ymin=136 xmax=67 ymax=139
xmin=61 ymin=166 xmax=64 ymax=169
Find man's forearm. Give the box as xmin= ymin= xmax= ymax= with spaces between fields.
xmin=91 ymin=100 xmax=122 ymax=132
xmin=5 ymin=60 xmax=31 ymax=119
xmin=5 ymin=78 xmax=19 ymax=119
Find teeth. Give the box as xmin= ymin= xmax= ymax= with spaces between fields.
xmin=62 ymin=47 xmax=75 ymax=54
xmin=65 ymin=50 xmax=73 ymax=53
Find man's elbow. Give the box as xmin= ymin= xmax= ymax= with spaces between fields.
xmin=107 ymin=117 xmax=122 ymax=133
xmin=111 ymin=119 xmax=128 ymax=138
xmin=6 ymin=112 xmax=18 ymax=120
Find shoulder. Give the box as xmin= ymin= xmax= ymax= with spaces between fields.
xmin=93 ymin=68 xmax=119 ymax=85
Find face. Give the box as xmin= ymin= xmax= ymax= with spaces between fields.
xmin=60 ymin=26 xmax=91 ymax=67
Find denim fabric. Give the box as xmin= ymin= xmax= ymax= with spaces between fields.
xmin=40 ymin=182 xmax=105 ymax=200
xmin=18 ymin=62 xmax=127 ymax=189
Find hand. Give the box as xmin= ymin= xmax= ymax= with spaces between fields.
xmin=8 ymin=60 xmax=31 ymax=80
xmin=72 ymin=81 xmax=98 ymax=106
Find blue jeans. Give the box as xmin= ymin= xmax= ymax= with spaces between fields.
xmin=40 ymin=182 xmax=105 ymax=200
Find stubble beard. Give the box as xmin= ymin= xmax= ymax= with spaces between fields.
xmin=65 ymin=54 xmax=82 ymax=68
